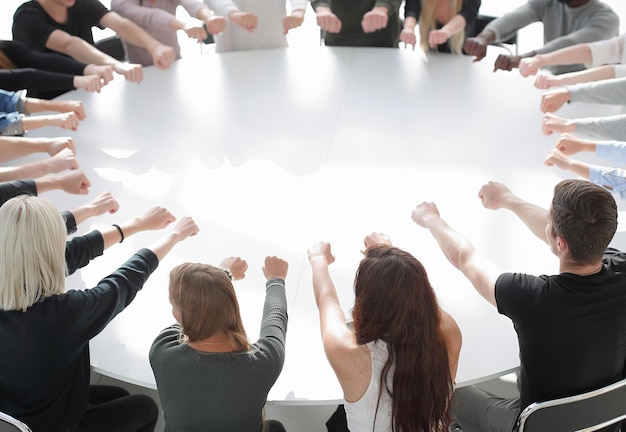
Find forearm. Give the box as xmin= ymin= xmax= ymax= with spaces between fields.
xmin=21 ymin=115 xmax=56 ymax=132
xmin=99 ymin=215 xmax=160 ymax=250
xmin=422 ymin=216 xmax=476 ymax=272
xmin=0 ymin=159 xmax=55 ymax=182
xmin=114 ymin=18 xmax=161 ymax=54
xmin=403 ymin=16 xmax=417 ymax=31
xmin=441 ymin=14 xmax=466 ymax=37
xmin=60 ymin=37 xmax=119 ymax=65
xmin=556 ymin=65 xmax=616 ymax=86
xmin=500 ymin=197 xmax=549 ymax=244
xmin=565 ymin=159 xmax=591 ymax=179
xmin=568 ymin=77 xmax=626 ymax=105
xmin=0 ymin=136 xmax=49 ymax=162
xmin=534 ymin=44 xmax=592 ymax=69
xmin=24 ymin=98 xmax=67 ymax=114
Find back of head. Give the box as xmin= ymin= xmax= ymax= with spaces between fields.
xmin=551 ymin=179 xmax=617 ymax=265
xmin=169 ymin=263 xmax=249 ymax=351
xmin=0 ymin=195 xmax=66 ymax=312
xmin=353 ymin=245 xmax=452 ymax=432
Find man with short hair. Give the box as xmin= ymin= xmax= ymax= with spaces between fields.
xmin=412 ymin=179 xmax=626 ymax=432
xmin=465 ymin=0 xmax=619 ymax=74
xmin=12 ymin=0 xmax=177 ymax=84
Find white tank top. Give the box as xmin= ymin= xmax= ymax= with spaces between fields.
xmin=344 ymin=340 xmax=394 ymax=432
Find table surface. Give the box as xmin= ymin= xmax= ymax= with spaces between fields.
xmin=19 ymin=45 xmax=626 ymax=405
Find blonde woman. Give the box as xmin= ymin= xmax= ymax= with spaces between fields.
xmin=0 ymin=195 xmax=199 ymax=432
xmin=401 ymin=0 xmax=480 ymax=54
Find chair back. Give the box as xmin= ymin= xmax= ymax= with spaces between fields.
xmin=0 ymin=411 xmax=31 ymax=432
xmin=518 ymin=378 xmax=626 ymax=432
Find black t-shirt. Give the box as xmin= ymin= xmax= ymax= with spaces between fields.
xmin=496 ymin=248 xmax=626 ymax=410
xmin=12 ymin=0 xmax=109 ymax=52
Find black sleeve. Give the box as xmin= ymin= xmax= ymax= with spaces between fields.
xmin=459 ymin=0 xmax=481 ymax=29
xmin=0 ymin=69 xmax=75 ymax=92
xmin=404 ymin=0 xmax=421 ymax=20
xmin=65 ymin=230 xmax=105 ymax=275
xmin=0 ymin=179 xmax=37 ymax=206
xmin=1 ymin=40 xmax=87 ymax=74
xmin=61 ymin=210 xmax=78 ymax=235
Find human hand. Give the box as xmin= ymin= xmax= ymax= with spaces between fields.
xmin=184 ymin=24 xmax=207 ymax=42
xmin=283 ymin=9 xmax=305 ymax=34
xmin=56 ymin=100 xmax=86 ymax=120
xmin=134 ymin=207 xmax=176 ymax=231
xmin=316 ymin=7 xmax=341 ymax=33
xmin=56 ymin=169 xmax=91 ymax=194
xmin=411 ymin=202 xmax=441 ymax=228
xmin=534 ymin=72 xmax=560 ymax=89
xmin=84 ymin=64 xmax=115 ymax=84
xmin=544 ymin=149 xmax=573 ymax=170
xmin=87 ymin=192 xmax=120 ymax=216
xmin=73 ymin=74 xmax=105 ymax=93
xmin=50 ymin=112 xmax=80 ymax=131
xmin=230 ymin=11 xmax=258 ymax=32
xmin=429 ymin=28 xmax=451 ymax=48
xmin=477 ymin=181 xmax=514 ymax=210
xmin=494 ymin=54 xmax=521 ymax=72
xmin=463 ymin=37 xmax=487 ymax=62
xmin=48 ymin=148 xmax=79 ymax=173
xmin=361 ymin=6 xmax=388 ymax=33
xmin=519 ymin=56 xmax=542 ymax=77
xmin=400 ymin=28 xmax=416 ymax=49
xmin=362 ymin=232 xmax=392 ymax=253
xmin=540 ymin=88 xmax=570 ymax=113
xmin=170 ymin=216 xmax=200 ymax=241
xmin=45 ymin=136 xmax=75 ymax=156
xmin=263 ymin=256 xmax=289 ymax=280
xmin=307 ymin=242 xmax=335 ymax=265
xmin=542 ymin=113 xmax=575 ymax=136
xmin=112 ymin=62 xmax=144 ymax=83
xmin=554 ymin=133 xmax=594 ymax=155
xmin=220 ymin=256 xmax=248 ymax=280
xmin=206 ymin=16 xmax=226 ymax=34
xmin=151 ymin=44 xmax=175 ymax=70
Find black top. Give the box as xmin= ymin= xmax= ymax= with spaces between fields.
xmin=403 ymin=0 xmax=481 ymax=41
xmin=0 ymin=233 xmax=159 ymax=432
xmin=496 ymin=248 xmax=626 ymax=410
xmin=13 ymin=0 xmax=109 ymax=52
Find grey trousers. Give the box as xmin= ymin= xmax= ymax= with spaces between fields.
xmin=452 ymin=385 xmax=521 ymax=432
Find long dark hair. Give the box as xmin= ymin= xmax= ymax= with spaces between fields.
xmin=352 ymin=245 xmax=453 ymax=432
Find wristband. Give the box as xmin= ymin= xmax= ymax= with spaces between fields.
xmin=202 ymin=23 xmax=214 ymax=44
xmin=112 ymin=224 xmax=124 ymax=243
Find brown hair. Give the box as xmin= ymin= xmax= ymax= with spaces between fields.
xmin=169 ymin=263 xmax=250 ymax=351
xmin=352 ymin=245 xmax=452 ymax=432
xmin=0 ymin=50 xmax=16 ymax=69
xmin=550 ymin=179 xmax=617 ymax=265
xmin=419 ymin=0 xmax=465 ymax=54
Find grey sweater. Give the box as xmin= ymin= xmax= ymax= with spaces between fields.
xmin=150 ymin=279 xmax=288 ymax=432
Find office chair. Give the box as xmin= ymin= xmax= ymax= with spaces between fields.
xmin=0 ymin=411 xmax=32 ymax=432
xmin=450 ymin=377 xmax=626 ymax=432
xmin=473 ymin=14 xmax=518 ymax=56
xmin=517 ymin=378 xmax=626 ymax=432
xmin=95 ymin=36 xmax=126 ymax=61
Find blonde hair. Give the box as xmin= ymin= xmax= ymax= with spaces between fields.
xmin=419 ymin=0 xmax=465 ymax=54
xmin=0 ymin=195 xmax=67 ymax=311
xmin=169 ymin=263 xmax=250 ymax=351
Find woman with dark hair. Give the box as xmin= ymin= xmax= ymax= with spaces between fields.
xmin=0 ymin=40 xmax=111 ymax=98
xmin=308 ymin=233 xmax=462 ymax=432
xmin=150 ymin=255 xmax=289 ymax=431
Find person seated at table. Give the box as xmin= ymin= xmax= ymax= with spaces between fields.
xmin=0 ymin=40 xmax=110 ymax=99
xmin=542 ymin=112 xmax=626 ymax=141
xmin=412 ymin=179 xmax=626 ymax=432
xmin=464 ymin=0 xmax=618 ymax=74
xmin=400 ymin=0 xmax=481 ymax=54
xmin=12 ymin=0 xmax=177 ymax=85
xmin=150 ymin=255 xmax=289 ymax=432
xmin=0 ymin=88 xmax=85 ymax=136
xmin=211 ymin=0 xmax=306 ymax=53
xmin=539 ymin=75 xmax=626 ymax=113
xmin=545 ymin=134 xmax=626 ymax=199
xmin=312 ymin=0 xmax=402 ymax=47
xmin=307 ymin=233 xmax=462 ymax=432
xmin=519 ymin=32 xmax=626 ymax=88
xmin=110 ymin=0 xmax=226 ymax=65
xmin=0 ymin=195 xmax=199 ymax=432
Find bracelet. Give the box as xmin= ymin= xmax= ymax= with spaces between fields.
xmin=112 ymin=224 xmax=124 ymax=243
xmin=221 ymin=267 xmax=234 ymax=281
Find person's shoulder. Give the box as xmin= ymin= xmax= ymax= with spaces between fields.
xmin=14 ymin=0 xmax=45 ymax=17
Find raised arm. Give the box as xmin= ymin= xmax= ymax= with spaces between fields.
xmin=100 ymin=11 xmax=175 ymax=69
xmin=98 ymin=206 xmax=178 ymax=251
xmin=0 ymin=148 xmax=78 ymax=182
xmin=146 ymin=216 xmax=199 ymax=261
xmin=533 ymin=65 xmax=617 ymax=89
xmin=0 ymin=136 xmax=74 ymax=163
xmin=519 ymin=43 xmax=592 ymax=77
xmin=411 ymin=202 xmax=501 ymax=307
